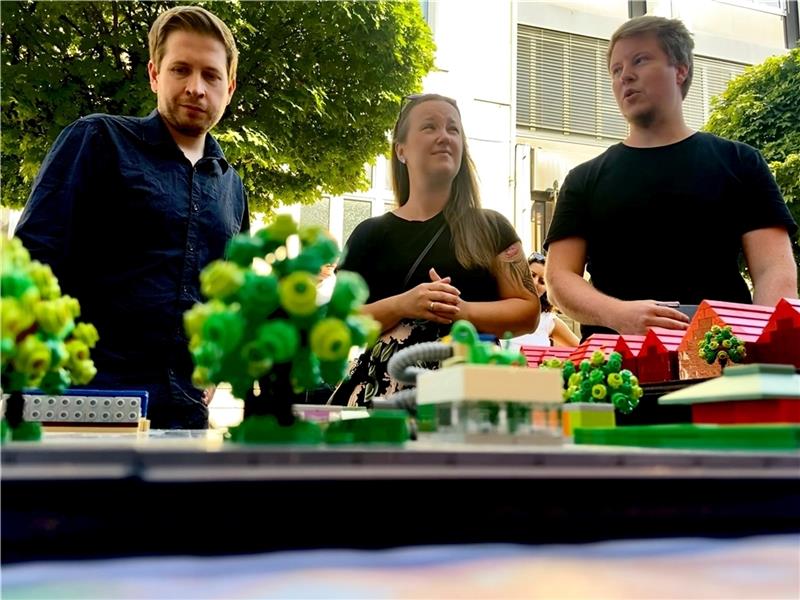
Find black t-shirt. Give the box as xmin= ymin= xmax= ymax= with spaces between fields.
xmin=545 ymin=132 xmax=797 ymax=337
xmin=339 ymin=208 xmax=519 ymax=303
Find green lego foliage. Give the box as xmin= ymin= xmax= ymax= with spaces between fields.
xmin=1 ymin=236 xmax=100 ymax=440
xmin=698 ymin=324 xmax=746 ymax=367
xmin=561 ymin=350 xmax=642 ymax=414
xmin=185 ymin=216 xmax=380 ymax=419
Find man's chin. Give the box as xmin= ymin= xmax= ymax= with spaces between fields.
xmin=174 ymin=122 xmax=210 ymax=138
xmin=625 ymin=109 xmax=656 ymax=129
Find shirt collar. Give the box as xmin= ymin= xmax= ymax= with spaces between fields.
xmin=141 ymin=110 xmax=230 ymax=173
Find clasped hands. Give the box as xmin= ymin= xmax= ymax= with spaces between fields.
xmin=402 ymin=268 xmax=465 ymax=325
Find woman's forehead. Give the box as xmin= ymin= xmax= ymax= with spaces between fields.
xmin=408 ymin=100 xmax=460 ymax=122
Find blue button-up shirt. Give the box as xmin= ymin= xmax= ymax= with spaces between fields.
xmin=16 ymin=110 xmax=249 ymax=377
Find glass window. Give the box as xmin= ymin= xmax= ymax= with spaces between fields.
xmin=714 ymin=0 xmax=786 ymax=15
xmin=517 ymin=25 xmax=747 ymax=139
xmin=343 ymin=198 xmax=372 ymax=244
xmin=299 ymin=197 xmax=330 ymax=231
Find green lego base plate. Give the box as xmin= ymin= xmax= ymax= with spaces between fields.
xmin=0 ymin=419 xmax=43 ymax=443
xmin=226 ymin=415 xmax=323 ymax=445
xmin=324 ymin=410 xmax=409 ymax=445
xmin=574 ymin=424 xmax=800 ymax=451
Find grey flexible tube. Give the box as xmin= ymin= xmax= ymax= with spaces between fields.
xmin=386 ymin=342 xmax=453 ymax=384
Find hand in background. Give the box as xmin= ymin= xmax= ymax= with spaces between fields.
xmin=611 ymin=300 xmax=690 ymax=335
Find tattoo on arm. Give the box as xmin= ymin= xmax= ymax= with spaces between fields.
xmin=498 ymin=242 xmax=537 ymax=296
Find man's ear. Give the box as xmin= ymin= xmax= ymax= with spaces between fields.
xmin=226 ymin=77 xmax=237 ymax=106
xmin=675 ymin=63 xmax=689 ymax=86
xmin=147 ymin=60 xmax=159 ymax=93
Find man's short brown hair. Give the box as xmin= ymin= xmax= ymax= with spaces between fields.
xmin=607 ymin=16 xmax=694 ymax=99
xmin=148 ymin=5 xmax=238 ymax=81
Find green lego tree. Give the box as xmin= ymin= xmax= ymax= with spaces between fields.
xmin=561 ymin=350 xmax=642 ymax=414
xmin=1 ymin=237 xmax=99 ymax=441
xmin=184 ymin=215 xmax=379 ymax=443
xmin=697 ymin=324 xmax=746 ymax=369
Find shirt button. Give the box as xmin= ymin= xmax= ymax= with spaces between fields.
xmin=188 ymin=244 xmax=194 ymax=252
xmin=192 ymin=203 xmax=199 ymax=212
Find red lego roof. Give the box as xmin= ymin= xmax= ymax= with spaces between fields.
xmin=642 ymin=327 xmax=685 ymax=352
xmin=615 ymin=334 xmax=646 ymax=356
xmin=568 ymin=334 xmax=620 ymax=365
xmin=520 ymin=345 xmax=547 ymax=368
xmin=758 ymin=297 xmax=800 ymax=343
xmin=680 ymin=300 xmax=774 ymax=347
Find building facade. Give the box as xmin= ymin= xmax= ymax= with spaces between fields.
xmin=285 ymin=0 xmax=795 ymax=255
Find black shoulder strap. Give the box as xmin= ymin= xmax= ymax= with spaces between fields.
xmin=402 ymin=223 xmax=446 ymax=289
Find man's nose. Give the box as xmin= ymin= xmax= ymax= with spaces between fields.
xmin=620 ymin=64 xmax=635 ymax=82
xmin=185 ymin=72 xmax=206 ymax=97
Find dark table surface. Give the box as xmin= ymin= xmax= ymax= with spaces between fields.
xmin=3 ymin=430 xmax=799 ymax=564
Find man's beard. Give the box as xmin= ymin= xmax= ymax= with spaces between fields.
xmin=165 ymin=105 xmax=216 ymax=138
xmin=627 ymin=107 xmax=656 ymax=129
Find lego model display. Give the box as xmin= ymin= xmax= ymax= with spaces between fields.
xmin=184 ymin=215 xmax=381 ymax=443
xmin=677 ymin=300 xmax=773 ymax=379
xmin=659 ymin=363 xmax=800 ymax=425
xmin=387 ymin=320 xmax=563 ymax=442
xmin=558 ymin=350 xmax=643 ymax=435
xmin=1 ymin=237 xmax=99 ymax=441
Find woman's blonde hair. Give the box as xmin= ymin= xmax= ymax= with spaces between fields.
xmin=390 ymin=94 xmax=500 ymax=271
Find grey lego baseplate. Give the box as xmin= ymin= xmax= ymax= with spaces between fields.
xmin=2 ymin=394 xmax=142 ymax=424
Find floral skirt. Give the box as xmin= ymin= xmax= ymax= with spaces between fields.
xmin=327 ymin=319 xmax=445 ymax=407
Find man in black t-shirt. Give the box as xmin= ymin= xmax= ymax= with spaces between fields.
xmin=545 ymin=16 xmax=797 ymax=339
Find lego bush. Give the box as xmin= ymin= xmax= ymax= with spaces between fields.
xmin=698 ymin=324 xmax=746 ymax=368
xmin=561 ymin=350 xmax=642 ymax=414
xmin=184 ymin=215 xmax=379 ymax=441
xmin=1 ymin=237 xmax=99 ymax=441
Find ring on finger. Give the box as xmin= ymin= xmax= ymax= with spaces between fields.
xmin=429 ymin=301 xmax=435 ymax=311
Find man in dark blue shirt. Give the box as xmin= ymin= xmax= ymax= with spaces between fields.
xmin=15 ymin=6 xmax=249 ymax=429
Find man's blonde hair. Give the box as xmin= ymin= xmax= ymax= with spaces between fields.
xmin=148 ymin=5 xmax=238 ymax=81
xmin=607 ymin=16 xmax=694 ymax=99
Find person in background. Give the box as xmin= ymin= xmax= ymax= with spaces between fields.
xmin=316 ymin=261 xmax=337 ymax=306
xmin=329 ymin=93 xmax=540 ymax=406
xmin=545 ymin=16 xmax=797 ymax=340
xmin=14 ymin=5 xmax=249 ymax=429
xmin=508 ymin=252 xmax=580 ymax=351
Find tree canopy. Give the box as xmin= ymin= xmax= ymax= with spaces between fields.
xmin=705 ymin=48 xmax=800 ymax=259
xmin=1 ymin=0 xmax=435 ymax=213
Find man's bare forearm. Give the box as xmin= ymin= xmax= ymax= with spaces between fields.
xmin=547 ymin=271 xmax=622 ymax=330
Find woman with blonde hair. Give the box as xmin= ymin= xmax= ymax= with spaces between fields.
xmin=329 ymin=93 xmax=540 ymax=406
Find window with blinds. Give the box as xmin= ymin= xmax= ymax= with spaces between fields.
xmin=517 ymin=25 xmax=747 ymax=139
xmin=683 ymin=56 xmax=746 ymax=130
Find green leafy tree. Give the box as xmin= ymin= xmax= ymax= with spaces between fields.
xmin=705 ymin=48 xmax=800 ymax=267
xmin=1 ymin=0 xmax=434 ymax=214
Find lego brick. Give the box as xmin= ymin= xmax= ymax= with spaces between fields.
xmin=416 ymin=364 xmax=563 ymax=405
xmin=573 ymin=424 xmax=800 ymax=451
xmin=691 ymin=399 xmax=800 ymax=424
xmin=562 ymin=402 xmax=615 ymax=436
